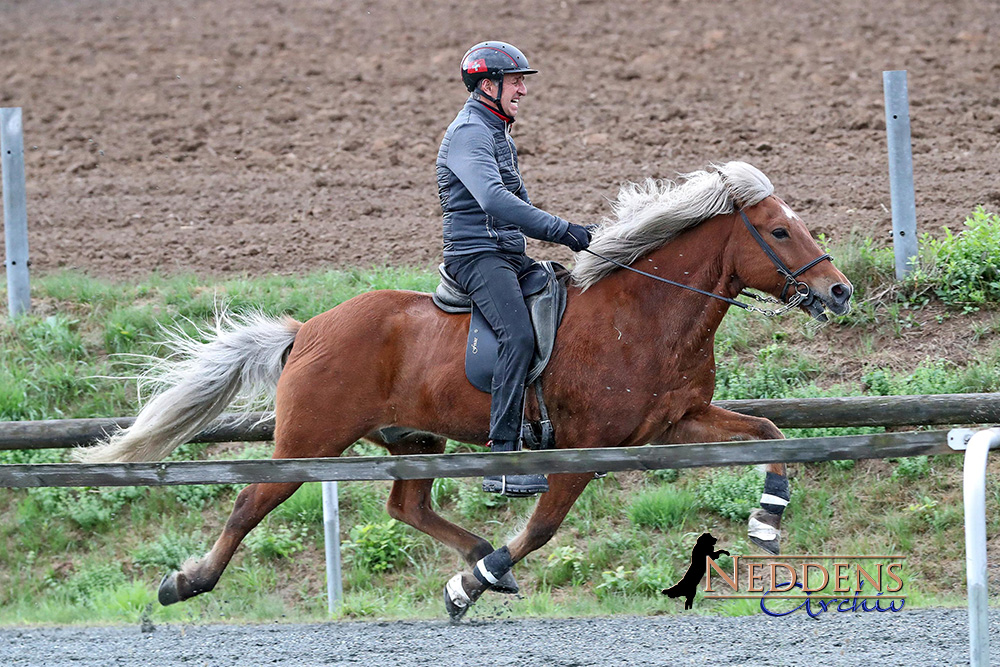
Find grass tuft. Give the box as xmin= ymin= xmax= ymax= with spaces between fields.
xmin=628 ymin=486 xmax=696 ymax=530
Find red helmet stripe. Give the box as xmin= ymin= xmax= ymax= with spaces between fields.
xmin=478 ymin=46 xmax=519 ymax=67
xmin=464 ymin=58 xmax=487 ymax=73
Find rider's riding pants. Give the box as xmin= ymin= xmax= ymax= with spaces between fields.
xmin=445 ymin=252 xmax=536 ymax=443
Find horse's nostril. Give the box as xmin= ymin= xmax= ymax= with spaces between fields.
xmin=831 ymin=283 xmax=851 ymax=302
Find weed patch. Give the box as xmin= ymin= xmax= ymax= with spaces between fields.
xmin=695 ymin=467 xmax=762 ymax=522
xmin=245 ymin=523 xmax=307 ymax=560
xmin=132 ymin=531 xmax=207 ymax=571
xmin=905 ymin=207 xmax=1000 ymax=310
xmin=341 ymin=519 xmax=415 ymax=573
xmin=628 ymin=486 xmax=696 ymax=530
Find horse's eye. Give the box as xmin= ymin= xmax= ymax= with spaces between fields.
xmin=771 ymin=228 xmax=790 ymax=240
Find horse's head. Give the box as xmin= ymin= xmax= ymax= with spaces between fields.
xmin=733 ymin=196 xmax=853 ymax=321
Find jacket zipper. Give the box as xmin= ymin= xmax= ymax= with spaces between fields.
xmin=505 ymin=124 xmax=523 ymax=193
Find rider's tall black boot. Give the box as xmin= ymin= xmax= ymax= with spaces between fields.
xmin=482 ymin=439 xmax=549 ymax=497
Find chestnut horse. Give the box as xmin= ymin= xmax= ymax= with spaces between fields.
xmin=75 ymin=161 xmax=852 ymax=619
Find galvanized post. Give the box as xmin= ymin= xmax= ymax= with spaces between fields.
xmin=961 ymin=428 xmax=999 ymax=667
xmin=322 ymin=481 xmax=343 ymax=613
xmin=1 ymin=107 xmax=30 ymax=317
xmin=882 ymin=71 xmax=919 ymax=280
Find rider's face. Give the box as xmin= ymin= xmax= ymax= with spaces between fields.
xmin=482 ymin=73 xmax=527 ymax=118
xmin=500 ymin=73 xmax=527 ymax=118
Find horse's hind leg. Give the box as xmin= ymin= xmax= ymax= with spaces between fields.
xmin=380 ymin=433 xmax=519 ymax=594
xmin=444 ymin=471 xmax=593 ymax=620
xmin=158 ymin=424 xmax=365 ymax=606
xmin=158 ymin=480 xmax=302 ymax=605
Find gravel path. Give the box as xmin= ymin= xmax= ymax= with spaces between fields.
xmin=2 ymin=609 xmax=997 ymax=666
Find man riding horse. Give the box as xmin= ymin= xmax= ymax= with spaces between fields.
xmin=437 ymin=41 xmax=593 ymax=497
xmin=77 ymin=41 xmax=853 ymax=618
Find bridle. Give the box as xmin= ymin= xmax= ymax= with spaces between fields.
xmin=581 ymin=207 xmax=833 ymax=318
xmin=736 ymin=209 xmax=832 ymax=303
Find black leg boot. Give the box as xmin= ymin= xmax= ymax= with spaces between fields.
xmin=482 ymin=439 xmax=549 ymax=497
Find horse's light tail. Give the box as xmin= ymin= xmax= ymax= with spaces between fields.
xmin=73 ymin=310 xmax=302 ymax=464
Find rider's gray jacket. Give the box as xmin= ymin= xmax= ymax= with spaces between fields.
xmin=436 ymin=99 xmax=570 ymax=258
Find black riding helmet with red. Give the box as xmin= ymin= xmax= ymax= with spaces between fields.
xmin=461 ymin=41 xmax=537 ymax=120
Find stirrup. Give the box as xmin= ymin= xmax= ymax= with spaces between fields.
xmin=483 ymin=473 xmax=549 ymax=497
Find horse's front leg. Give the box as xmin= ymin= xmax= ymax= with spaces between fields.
xmin=443 ymin=472 xmax=593 ymax=621
xmin=664 ymin=405 xmax=789 ymax=556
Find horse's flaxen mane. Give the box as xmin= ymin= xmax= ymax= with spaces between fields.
xmin=571 ymin=161 xmax=775 ymax=290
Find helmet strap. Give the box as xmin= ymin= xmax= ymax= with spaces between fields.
xmin=474 ymin=78 xmax=513 ymax=123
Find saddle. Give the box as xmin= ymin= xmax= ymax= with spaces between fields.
xmin=432 ymin=260 xmax=570 ymax=450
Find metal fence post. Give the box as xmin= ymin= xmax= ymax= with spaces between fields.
xmin=950 ymin=426 xmax=1000 ymax=667
xmin=322 ymin=481 xmax=343 ymax=613
xmin=1 ymin=107 xmax=31 ymax=317
xmin=882 ymin=71 xmax=919 ymax=280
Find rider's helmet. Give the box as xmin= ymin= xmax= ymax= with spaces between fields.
xmin=461 ymin=41 xmax=538 ymax=92
xmin=461 ymin=42 xmax=537 ymax=119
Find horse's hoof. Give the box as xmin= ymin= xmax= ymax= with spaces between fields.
xmin=749 ymin=535 xmax=781 ymax=556
xmin=491 ymin=570 xmax=520 ymax=595
xmin=158 ymin=572 xmax=182 ymax=606
xmin=748 ymin=508 xmax=781 ymax=555
xmin=444 ymin=573 xmax=472 ymax=622
xmin=444 ymin=588 xmax=469 ymax=622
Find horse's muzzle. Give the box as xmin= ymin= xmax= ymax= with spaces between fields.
xmin=801 ymin=282 xmax=853 ymax=321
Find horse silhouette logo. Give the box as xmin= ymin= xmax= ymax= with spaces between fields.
xmin=662 ymin=532 xmax=729 ymax=610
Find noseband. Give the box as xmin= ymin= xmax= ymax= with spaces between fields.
xmin=738 ymin=209 xmax=832 ymax=302
xmin=581 ymin=207 xmax=834 ymax=317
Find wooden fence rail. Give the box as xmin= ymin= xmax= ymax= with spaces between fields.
xmin=1 ymin=393 xmax=996 ymax=451
xmin=0 ymin=430 xmax=955 ymax=488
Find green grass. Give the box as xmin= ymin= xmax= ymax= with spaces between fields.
xmin=629 ymin=486 xmax=696 ymax=530
xmin=695 ymin=467 xmax=763 ymax=522
xmin=3 ymin=210 xmax=1000 ymax=624
xmin=904 ymin=207 xmax=1000 ymax=311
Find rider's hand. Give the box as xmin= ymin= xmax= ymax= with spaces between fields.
xmin=561 ymin=223 xmax=592 ymax=252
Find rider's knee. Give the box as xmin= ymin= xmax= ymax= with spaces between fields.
xmin=504 ymin=327 xmax=534 ymax=357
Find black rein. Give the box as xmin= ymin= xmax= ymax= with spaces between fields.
xmin=581 ymin=207 xmax=833 ymax=313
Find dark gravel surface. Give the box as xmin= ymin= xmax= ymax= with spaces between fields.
xmin=2 ymin=609 xmax=997 ymax=666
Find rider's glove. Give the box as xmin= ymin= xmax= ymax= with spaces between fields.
xmin=560 ymin=223 xmax=592 ymax=252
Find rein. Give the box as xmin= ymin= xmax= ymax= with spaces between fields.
xmin=581 ymin=208 xmax=833 ymax=318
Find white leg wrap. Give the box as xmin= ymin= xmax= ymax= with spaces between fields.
xmin=748 ymin=516 xmax=780 ymax=541
xmin=475 ymin=559 xmax=499 ymax=585
xmin=445 ymin=574 xmax=470 ymax=608
xmin=760 ymin=493 xmax=789 ymax=508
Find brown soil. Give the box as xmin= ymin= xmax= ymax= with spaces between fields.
xmin=1 ymin=0 xmax=998 ymax=280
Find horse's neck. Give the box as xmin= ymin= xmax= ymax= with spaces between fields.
xmin=603 ymin=214 xmax=740 ymax=352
